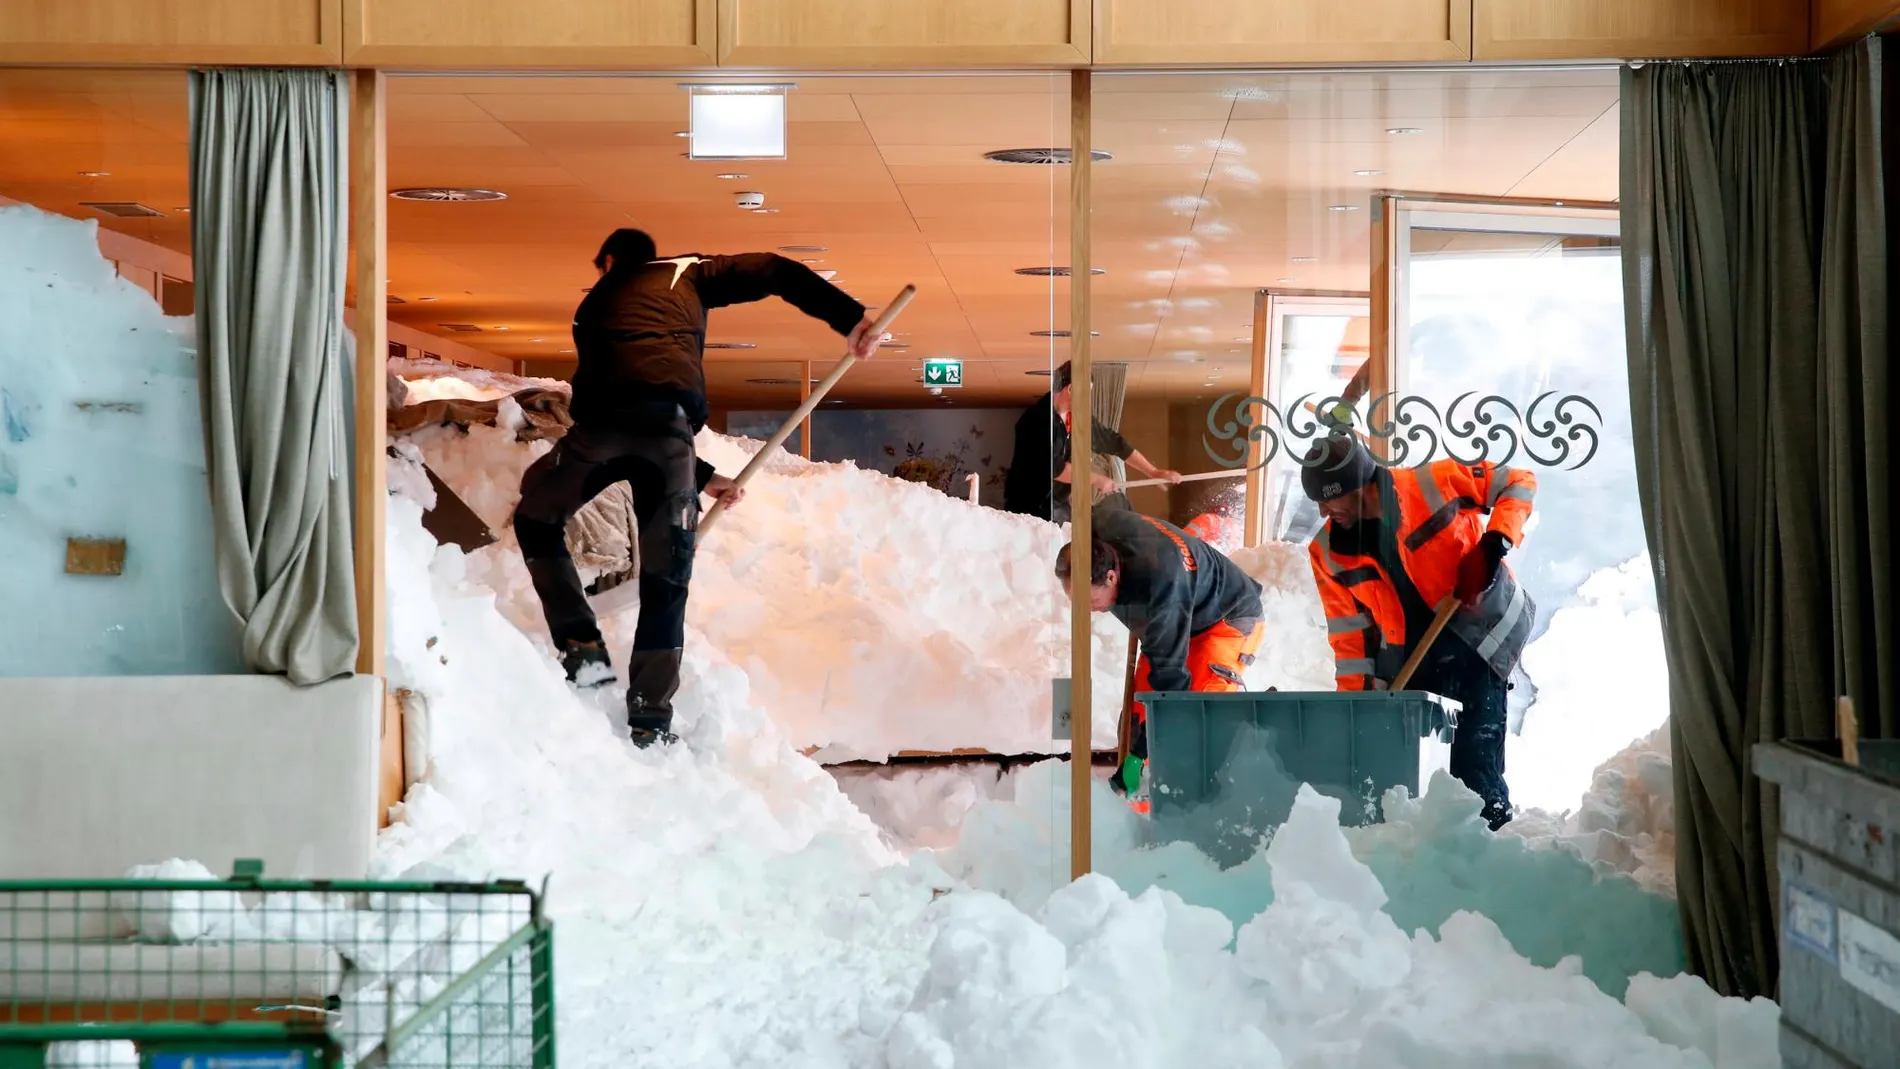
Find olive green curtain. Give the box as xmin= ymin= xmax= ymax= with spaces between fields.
xmin=1620 ymin=37 xmax=1892 ymax=999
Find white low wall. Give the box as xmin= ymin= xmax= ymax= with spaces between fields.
xmin=0 ymin=674 xmax=382 ymax=879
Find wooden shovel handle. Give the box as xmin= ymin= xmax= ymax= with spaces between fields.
xmin=1392 ymin=597 xmax=1460 ymax=691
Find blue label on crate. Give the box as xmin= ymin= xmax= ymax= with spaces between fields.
xmin=1783 ymin=880 xmax=1838 ymax=967
xmin=149 ymin=1053 xmax=308 ymax=1069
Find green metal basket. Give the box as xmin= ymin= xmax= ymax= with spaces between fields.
xmin=0 ymin=860 xmax=554 ymax=1069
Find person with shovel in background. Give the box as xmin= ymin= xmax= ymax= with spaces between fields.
xmin=1298 ymin=428 xmax=1537 ymax=829
xmin=1004 ymin=360 xmax=1183 ymax=524
xmin=512 ymin=228 xmax=885 ymax=748
xmin=1055 ymin=504 xmax=1267 ymax=811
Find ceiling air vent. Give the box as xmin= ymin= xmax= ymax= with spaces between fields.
xmin=1029 ymin=329 xmax=1100 ymax=338
xmin=389 ymin=188 xmax=508 ymax=203
xmin=705 ymin=341 xmax=757 ymax=350
xmin=983 ymin=148 xmax=1114 ymax=165
xmin=1015 ymin=266 xmax=1107 ymax=277
xmin=778 ymin=245 xmax=829 ymax=254
xmin=437 ymin=323 xmax=483 ymax=333
xmin=82 ymin=202 xmax=164 ymax=218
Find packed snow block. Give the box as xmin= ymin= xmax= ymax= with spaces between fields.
xmin=0 ymin=675 xmax=382 ymax=879
xmin=1754 ymin=739 xmax=1900 ymax=1068
xmin=1141 ymin=689 xmax=1457 ymax=868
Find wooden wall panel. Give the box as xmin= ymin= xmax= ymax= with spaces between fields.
xmin=1095 ymin=0 xmax=1471 ymax=65
xmin=345 ymin=0 xmax=714 ymax=67
xmin=717 ymin=0 xmax=1088 ymax=67
xmin=1812 ymin=0 xmax=1900 ymax=49
xmin=1474 ymin=0 xmax=1808 ymax=59
xmin=0 ymin=0 xmax=337 ymax=65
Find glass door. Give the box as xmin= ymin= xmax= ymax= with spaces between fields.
xmin=1257 ymin=292 xmax=1370 ymax=543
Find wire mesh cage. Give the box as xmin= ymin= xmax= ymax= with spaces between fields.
xmin=0 ymin=861 xmax=554 ymax=1069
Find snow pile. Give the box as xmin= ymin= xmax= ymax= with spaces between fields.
xmin=388 ymin=356 xmax=567 ymax=402
xmin=0 ymin=203 xmax=242 ymax=675
xmin=396 ymin=410 xmax=1135 ymax=759
xmin=1506 ymin=723 xmax=1676 ymax=895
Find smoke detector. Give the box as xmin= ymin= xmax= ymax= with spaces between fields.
xmin=736 ymin=191 xmax=765 ymax=209
xmin=984 ymin=148 xmax=1114 ymax=165
xmin=1015 ymin=266 xmax=1107 ymax=277
xmin=390 ymin=188 xmax=508 ymax=202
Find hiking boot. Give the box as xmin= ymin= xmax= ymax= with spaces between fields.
xmin=626 ymin=648 xmax=683 ymax=744
xmin=561 ymin=640 xmax=614 ymax=688
xmin=1481 ymin=801 xmax=1514 ymax=832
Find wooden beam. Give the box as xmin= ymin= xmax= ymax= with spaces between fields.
xmin=1243 ymin=288 xmax=1270 ymax=548
xmin=351 ymin=68 xmax=387 ymax=680
xmin=1367 ymin=194 xmax=1399 ymax=463
xmin=800 ymin=359 xmax=813 ymax=459
xmin=1068 ymin=67 xmax=1094 ymax=883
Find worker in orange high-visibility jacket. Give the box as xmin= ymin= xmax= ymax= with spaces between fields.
xmin=1055 ymin=505 xmax=1267 ymax=810
xmin=1300 ymin=432 xmax=1537 ymax=830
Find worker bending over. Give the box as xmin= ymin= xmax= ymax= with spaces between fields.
xmin=513 ymin=228 xmax=882 ymax=748
xmin=1056 ymin=504 xmax=1266 ymax=802
xmin=1300 ymin=432 xmax=1536 ymax=829
xmin=1005 ymin=360 xmax=1181 ymax=523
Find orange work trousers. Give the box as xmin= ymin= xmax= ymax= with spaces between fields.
xmin=1131 ymin=619 xmax=1269 ymax=727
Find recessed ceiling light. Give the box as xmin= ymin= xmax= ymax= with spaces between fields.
xmin=1233 ymin=336 xmax=1252 ymax=342
xmin=1276 ymin=277 xmax=1299 ymax=283
xmin=1015 ymin=266 xmax=1107 ymax=277
xmin=78 ymin=171 xmax=110 ymax=178
xmin=532 ymin=338 xmax=545 ymax=343
xmin=675 ymin=131 xmax=691 ymax=138
xmin=1353 ymin=169 xmax=1385 ymax=177
xmin=559 ymin=348 xmax=574 ymax=354
xmin=799 ymin=258 xmax=823 ymax=264
xmin=753 ymin=208 xmax=778 ymax=214
xmin=1329 ymin=204 xmax=1359 ymax=212
xmin=779 ymin=245 xmax=828 ymax=253
xmin=495 ymin=326 xmax=510 ymax=331
xmin=419 ymin=297 xmax=438 ymax=302
xmin=1291 ymin=256 xmax=1318 ymax=264
xmin=816 ymin=270 xmax=837 ymax=280
xmin=175 ymin=206 xmax=192 ymax=213
xmin=717 ymin=173 xmax=749 ymax=180
xmin=1387 ymin=127 xmax=1422 ymax=136
xmin=984 ymin=148 xmax=1115 ymax=165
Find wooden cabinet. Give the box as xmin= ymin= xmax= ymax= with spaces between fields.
xmin=1473 ymin=0 xmax=1807 ymax=59
xmin=1811 ymin=0 xmax=1900 ymax=49
xmin=716 ymin=0 xmax=1088 ymax=66
xmin=1094 ymin=0 xmax=1471 ymax=64
xmin=343 ymin=0 xmax=714 ymax=67
xmin=0 ymin=0 xmax=338 ymax=64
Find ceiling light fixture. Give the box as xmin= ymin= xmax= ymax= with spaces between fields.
xmin=779 ymin=245 xmax=828 ymax=254
xmin=1353 ymin=169 xmax=1385 ymax=176
xmin=984 ymin=148 xmax=1114 ymax=165
xmin=390 ymin=188 xmax=508 ymax=202
xmin=495 ymin=326 xmax=510 ymax=331
xmin=1386 ymin=127 xmax=1422 ymax=135
xmin=1015 ymin=266 xmax=1107 ymax=277
xmin=1275 ymin=277 xmax=1299 ymax=283
xmin=1329 ymin=204 xmax=1360 ymax=212
xmin=1291 ymin=256 xmax=1318 ymax=264
xmin=1029 ymin=330 xmax=1101 ymax=338
xmin=418 ymin=297 xmax=438 ymax=302
xmin=716 ymin=173 xmax=749 ymax=180
xmin=78 ymin=171 xmax=110 ymax=178
xmin=682 ymin=82 xmax=793 ymax=161
xmin=752 ymin=208 xmax=779 ymax=214
xmin=559 ymin=348 xmax=574 ymax=354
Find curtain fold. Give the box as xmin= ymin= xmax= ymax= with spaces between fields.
xmin=1088 ymin=361 xmax=1130 ymax=506
xmin=1621 ymin=37 xmax=1891 ymax=1000
xmin=188 ymin=69 xmax=358 ymax=685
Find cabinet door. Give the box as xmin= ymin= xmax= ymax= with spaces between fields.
xmin=344 ymin=0 xmax=715 ymax=67
xmin=1095 ymin=0 xmax=1471 ymax=65
xmin=1473 ymin=0 xmax=1806 ymax=59
xmin=0 ymin=0 xmax=337 ymax=64
xmin=717 ymin=0 xmax=1088 ymax=66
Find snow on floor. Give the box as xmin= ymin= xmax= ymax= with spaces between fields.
xmin=398 ymin=413 xmax=1135 ymax=759
xmin=366 ymin=506 xmax=1776 ymax=1065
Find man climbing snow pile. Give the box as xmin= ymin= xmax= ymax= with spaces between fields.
xmin=1299 ymin=430 xmax=1537 ymax=829
xmin=1055 ymin=505 xmax=1267 ymax=807
xmin=1004 ymin=360 xmax=1181 ymax=523
xmin=511 ymin=228 xmax=884 ymax=748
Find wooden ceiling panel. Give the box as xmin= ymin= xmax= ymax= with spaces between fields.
xmin=0 ymin=68 xmax=1619 ymax=407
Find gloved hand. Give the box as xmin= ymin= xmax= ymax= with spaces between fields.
xmin=1455 ymin=531 xmax=1510 ymax=608
xmin=1109 ymin=754 xmax=1144 ymax=797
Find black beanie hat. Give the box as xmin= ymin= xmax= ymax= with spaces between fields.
xmin=1300 ymin=433 xmax=1377 ymax=503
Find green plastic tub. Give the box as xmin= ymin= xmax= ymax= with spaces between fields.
xmin=1138 ymin=689 xmax=1459 ymax=867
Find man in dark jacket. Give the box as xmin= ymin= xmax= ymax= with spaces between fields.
xmin=514 ymin=228 xmax=881 ymax=747
xmin=1055 ymin=504 xmax=1266 ymax=803
xmin=1003 ymin=360 xmax=1180 ymax=523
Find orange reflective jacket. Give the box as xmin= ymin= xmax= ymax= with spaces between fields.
xmin=1308 ymin=459 xmax=1537 ymax=690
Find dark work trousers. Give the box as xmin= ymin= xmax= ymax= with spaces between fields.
xmin=1409 ymin=638 xmax=1513 ymax=827
xmin=511 ymin=405 xmax=700 ymax=656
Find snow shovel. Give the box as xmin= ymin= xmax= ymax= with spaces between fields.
xmin=1392 ymin=596 xmax=1460 ymax=690
xmin=698 ymin=283 xmax=917 ymax=538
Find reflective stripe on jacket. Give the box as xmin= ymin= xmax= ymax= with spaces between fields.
xmin=1307 ymin=458 xmax=1537 ymax=690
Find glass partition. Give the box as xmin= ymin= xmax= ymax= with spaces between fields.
xmin=0 ymin=68 xmax=242 ymax=676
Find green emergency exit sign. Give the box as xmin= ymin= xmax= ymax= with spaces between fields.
xmin=923 ymin=358 xmax=963 ymax=388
